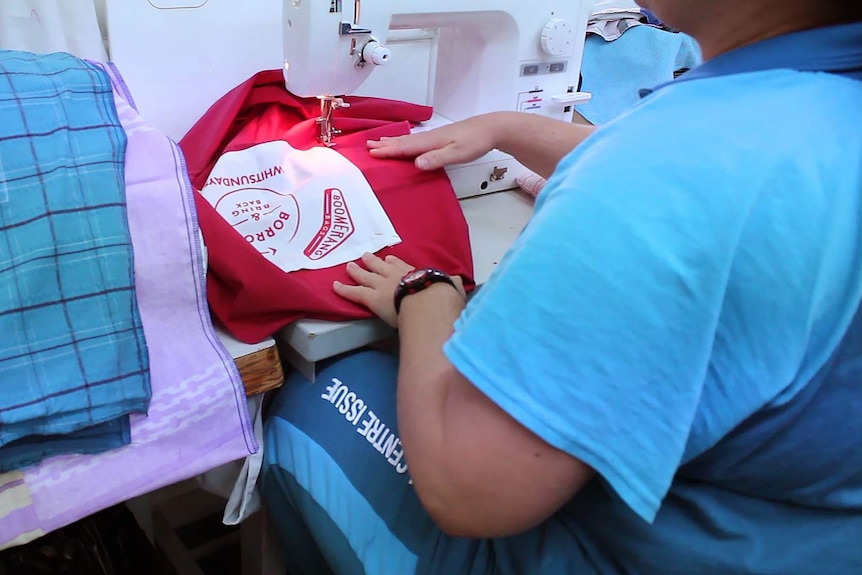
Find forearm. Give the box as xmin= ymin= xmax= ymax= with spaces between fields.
xmin=492 ymin=111 xmax=596 ymax=178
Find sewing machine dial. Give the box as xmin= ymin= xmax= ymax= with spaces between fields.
xmin=540 ymin=18 xmax=576 ymax=57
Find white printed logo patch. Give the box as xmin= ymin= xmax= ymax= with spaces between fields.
xmin=201 ymin=140 xmax=401 ymax=272
xmin=304 ymin=187 xmax=354 ymax=261
xmin=214 ymin=186 xmax=300 ymax=256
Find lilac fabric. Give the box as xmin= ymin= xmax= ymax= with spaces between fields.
xmin=0 ymin=63 xmax=257 ymax=548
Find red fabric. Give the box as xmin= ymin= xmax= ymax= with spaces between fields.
xmin=179 ymin=70 xmax=474 ymax=343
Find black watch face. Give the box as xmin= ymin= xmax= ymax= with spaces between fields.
xmin=402 ymin=269 xmax=429 ymax=284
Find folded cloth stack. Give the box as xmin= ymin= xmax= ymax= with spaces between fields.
xmin=0 ymin=50 xmax=151 ymax=473
xmin=0 ymin=50 xmax=256 ymax=551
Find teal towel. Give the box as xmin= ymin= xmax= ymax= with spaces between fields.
xmin=578 ymin=26 xmax=701 ymax=125
xmin=0 ymin=50 xmax=151 ymax=469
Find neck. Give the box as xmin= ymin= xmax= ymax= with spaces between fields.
xmin=681 ymin=1 xmax=859 ymax=60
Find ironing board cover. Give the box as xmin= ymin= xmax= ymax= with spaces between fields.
xmin=180 ymin=70 xmax=474 ymax=344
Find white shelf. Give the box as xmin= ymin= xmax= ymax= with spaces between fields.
xmin=275 ymin=189 xmax=534 ymax=377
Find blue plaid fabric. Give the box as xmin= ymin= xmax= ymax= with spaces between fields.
xmin=0 ymin=418 xmax=130 ymax=473
xmin=0 ymin=50 xmax=151 ymax=467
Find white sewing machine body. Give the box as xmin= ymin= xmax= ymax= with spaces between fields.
xmin=284 ymin=0 xmax=594 ymax=197
xmin=103 ymin=0 xmax=593 ymax=198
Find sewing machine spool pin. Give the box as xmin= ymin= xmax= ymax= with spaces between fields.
xmin=317 ymin=95 xmax=350 ymax=147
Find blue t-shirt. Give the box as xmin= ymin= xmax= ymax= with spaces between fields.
xmin=440 ymin=25 xmax=862 ymax=575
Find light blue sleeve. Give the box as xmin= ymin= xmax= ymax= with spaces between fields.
xmin=444 ymin=93 xmax=760 ymax=522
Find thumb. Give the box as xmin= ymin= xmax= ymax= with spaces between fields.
xmin=415 ymin=145 xmax=462 ymax=171
xmin=451 ymin=275 xmax=468 ymax=300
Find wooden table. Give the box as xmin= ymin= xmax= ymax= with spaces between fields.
xmin=217 ymin=328 xmax=285 ymax=396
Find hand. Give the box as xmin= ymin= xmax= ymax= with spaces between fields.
xmin=367 ymin=113 xmax=503 ymax=171
xmin=333 ymin=252 xmax=416 ymax=328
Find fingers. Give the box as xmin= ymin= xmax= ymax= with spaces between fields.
xmin=358 ymin=252 xmax=388 ymax=276
xmin=367 ymin=130 xmax=462 ymax=168
xmin=369 ymin=138 xmax=482 ymax=173
xmin=345 ymin=260 xmax=382 ymax=287
xmin=333 ymin=272 xmax=400 ymax=329
xmin=332 ymin=281 xmax=373 ymax=306
xmin=415 ymin=146 xmax=462 ymax=171
xmin=366 ymin=136 xmax=397 ymax=149
xmin=345 ymin=253 xmax=415 ymax=284
xmin=366 ymin=138 xmax=391 ymax=151
xmin=368 ymin=134 xmax=436 ymax=158
xmin=360 ymin=252 xmax=413 ymax=277
xmin=334 ymin=256 xmax=461 ymax=329
xmin=383 ymin=254 xmax=413 ymax=270
xmin=370 ymin=143 xmax=462 ymax=171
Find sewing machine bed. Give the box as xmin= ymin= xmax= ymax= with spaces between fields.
xmin=278 ymin=190 xmax=535 ymax=378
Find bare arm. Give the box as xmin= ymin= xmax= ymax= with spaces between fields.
xmin=396 ymin=286 xmax=593 ymax=538
xmin=334 ymin=254 xmax=594 ymax=538
xmin=368 ymin=111 xmax=596 ymax=179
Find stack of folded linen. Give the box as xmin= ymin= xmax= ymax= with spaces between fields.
xmin=0 ymin=50 xmax=256 ymax=550
xmin=0 ymin=50 xmax=152 ymax=473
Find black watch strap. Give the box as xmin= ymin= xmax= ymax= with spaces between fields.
xmin=393 ymin=268 xmax=458 ymax=313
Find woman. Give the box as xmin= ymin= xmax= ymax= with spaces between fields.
xmin=261 ymin=0 xmax=862 ymax=572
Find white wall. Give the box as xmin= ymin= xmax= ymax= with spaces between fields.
xmin=0 ymin=0 xmax=107 ymax=60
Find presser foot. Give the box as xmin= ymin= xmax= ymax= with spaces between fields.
xmin=316 ymin=95 xmax=350 ymax=147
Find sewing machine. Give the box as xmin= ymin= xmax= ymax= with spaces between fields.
xmin=284 ymin=0 xmax=594 ymax=198
xmin=52 ymin=4 xmax=595 ymax=572
xmin=103 ymin=0 xmax=592 ymax=199
xmin=102 ymin=0 xmax=594 ymax=375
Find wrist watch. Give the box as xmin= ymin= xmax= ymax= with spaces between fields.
xmin=393 ymin=268 xmax=459 ymax=313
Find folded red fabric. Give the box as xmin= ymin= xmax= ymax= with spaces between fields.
xmin=180 ymin=70 xmax=474 ymax=343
